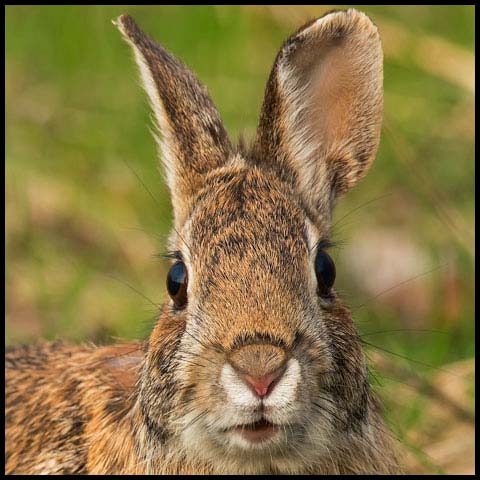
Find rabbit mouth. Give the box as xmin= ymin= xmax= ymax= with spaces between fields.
xmin=229 ymin=418 xmax=280 ymax=443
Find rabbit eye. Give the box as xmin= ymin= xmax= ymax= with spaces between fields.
xmin=167 ymin=261 xmax=188 ymax=309
xmin=314 ymin=249 xmax=336 ymax=296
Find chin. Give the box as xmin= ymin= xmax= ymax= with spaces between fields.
xmin=181 ymin=415 xmax=331 ymax=475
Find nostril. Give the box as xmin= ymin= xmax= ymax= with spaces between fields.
xmin=240 ymin=367 xmax=285 ymax=399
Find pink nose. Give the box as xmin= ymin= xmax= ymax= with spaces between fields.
xmin=240 ymin=368 xmax=285 ymax=398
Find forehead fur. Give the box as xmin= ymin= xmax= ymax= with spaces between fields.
xmin=188 ymin=164 xmax=310 ymax=266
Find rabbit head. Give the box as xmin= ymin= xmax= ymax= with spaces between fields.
xmin=117 ymin=9 xmax=392 ymax=474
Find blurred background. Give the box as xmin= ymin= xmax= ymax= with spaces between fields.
xmin=5 ymin=5 xmax=474 ymax=474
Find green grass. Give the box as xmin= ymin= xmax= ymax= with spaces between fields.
xmin=5 ymin=5 xmax=474 ymax=473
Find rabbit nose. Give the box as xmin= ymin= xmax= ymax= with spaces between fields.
xmin=228 ymin=343 xmax=288 ymax=398
xmin=240 ymin=368 xmax=286 ymax=398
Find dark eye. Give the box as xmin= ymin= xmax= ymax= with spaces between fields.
xmin=167 ymin=261 xmax=188 ymax=309
xmin=314 ymin=249 xmax=336 ymax=296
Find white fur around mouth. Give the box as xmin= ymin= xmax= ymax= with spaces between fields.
xmin=220 ymin=358 xmax=301 ymax=410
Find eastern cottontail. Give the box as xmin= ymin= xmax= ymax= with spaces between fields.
xmin=6 ymin=9 xmax=399 ymax=474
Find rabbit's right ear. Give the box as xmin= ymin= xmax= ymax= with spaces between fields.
xmin=253 ymin=9 xmax=383 ymax=228
xmin=115 ymin=15 xmax=233 ymax=228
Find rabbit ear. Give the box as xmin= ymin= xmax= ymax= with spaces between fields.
xmin=115 ymin=15 xmax=233 ymax=227
xmin=253 ymin=9 xmax=383 ymax=226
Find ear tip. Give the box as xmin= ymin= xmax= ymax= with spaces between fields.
xmin=345 ymin=8 xmax=380 ymax=35
xmin=301 ymin=8 xmax=380 ymax=40
xmin=113 ymin=13 xmax=139 ymax=39
xmin=112 ymin=13 xmax=127 ymax=27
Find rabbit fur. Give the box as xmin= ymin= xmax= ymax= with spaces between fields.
xmin=5 ymin=9 xmax=399 ymax=474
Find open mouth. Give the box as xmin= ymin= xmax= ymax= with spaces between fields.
xmin=232 ymin=418 xmax=280 ymax=443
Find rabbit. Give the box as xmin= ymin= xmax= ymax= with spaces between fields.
xmin=5 ymin=9 xmax=399 ymax=474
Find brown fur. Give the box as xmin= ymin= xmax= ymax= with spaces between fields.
xmin=6 ymin=9 xmax=399 ymax=474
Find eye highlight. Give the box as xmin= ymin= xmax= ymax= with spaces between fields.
xmin=167 ymin=261 xmax=188 ymax=309
xmin=314 ymin=249 xmax=336 ymax=296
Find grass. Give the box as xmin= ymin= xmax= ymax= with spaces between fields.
xmin=5 ymin=5 xmax=475 ymax=474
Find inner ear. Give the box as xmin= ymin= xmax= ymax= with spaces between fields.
xmin=253 ymin=9 xmax=383 ymax=227
xmin=292 ymin=36 xmax=349 ymax=128
xmin=298 ymin=40 xmax=375 ymax=195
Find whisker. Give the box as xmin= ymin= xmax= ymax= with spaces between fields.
xmin=350 ymin=264 xmax=447 ymax=313
xmin=122 ymin=158 xmax=162 ymax=210
xmin=332 ymin=192 xmax=393 ymax=231
xmin=122 ymin=158 xmax=193 ymax=255
xmin=104 ymin=273 xmax=161 ymax=309
xmin=358 ymin=328 xmax=449 ymax=338
xmin=360 ymin=339 xmax=461 ymax=377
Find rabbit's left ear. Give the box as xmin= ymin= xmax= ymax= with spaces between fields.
xmin=253 ymin=9 xmax=383 ymax=226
